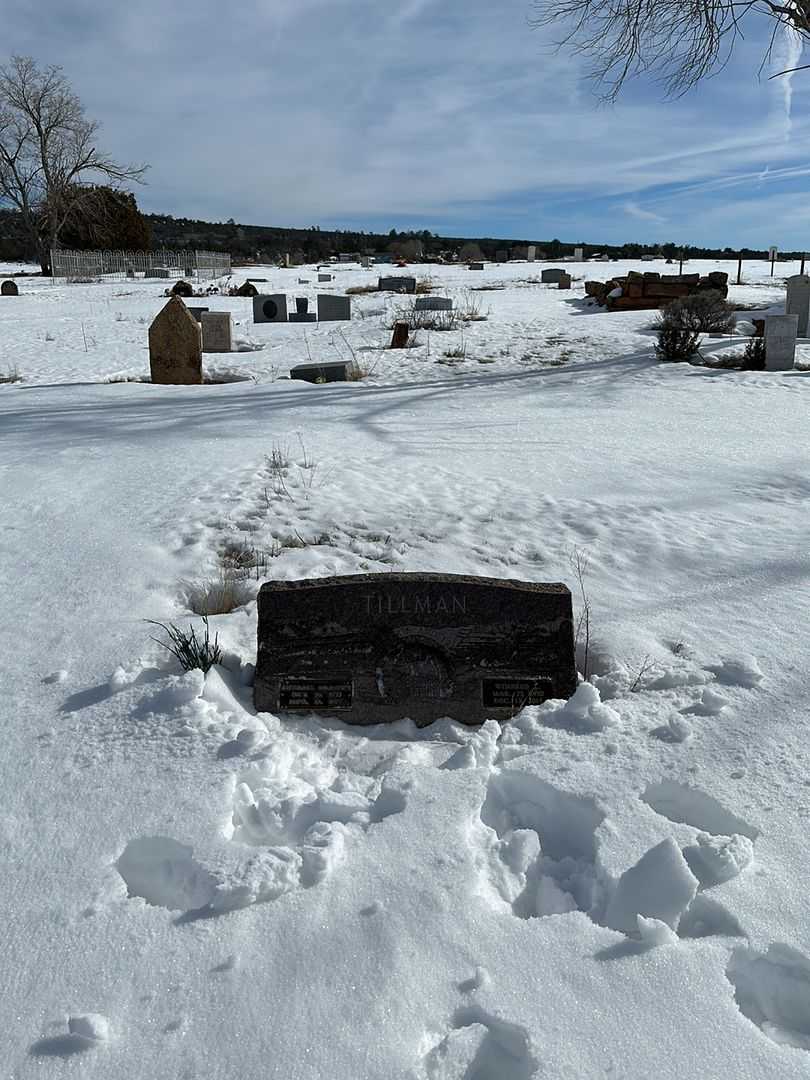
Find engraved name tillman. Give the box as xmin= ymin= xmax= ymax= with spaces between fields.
xmin=364 ymin=593 xmax=467 ymax=616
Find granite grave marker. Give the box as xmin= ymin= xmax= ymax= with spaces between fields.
xmin=290 ymin=360 xmax=356 ymax=383
xmin=1 ymin=280 xmax=19 ymax=296
xmin=541 ymin=269 xmax=566 ymax=284
xmin=379 ymin=276 xmax=417 ymax=294
xmin=148 ymin=296 xmax=203 ymax=385
xmin=317 ymin=294 xmax=352 ymax=322
xmin=415 ymin=296 xmax=453 ymax=311
xmin=201 ymin=311 xmax=233 ymax=352
xmin=765 ymin=314 xmax=798 ymax=370
xmin=254 ymin=573 xmax=577 ymax=727
xmin=786 ymin=274 xmax=810 ymax=337
xmin=253 ymin=294 xmax=288 ymax=323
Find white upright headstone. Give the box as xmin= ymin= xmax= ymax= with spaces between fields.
xmin=764 ymin=314 xmax=798 ymax=370
xmin=785 ymin=275 xmax=810 ymax=337
xmin=527 ymin=245 xmax=536 ymax=262
xmin=201 ymin=311 xmax=233 ymax=352
xmin=574 ymin=247 xmax=584 ymax=260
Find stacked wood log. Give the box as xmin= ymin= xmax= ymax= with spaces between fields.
xmin=585 ymin=270 xmax=729 ymax=311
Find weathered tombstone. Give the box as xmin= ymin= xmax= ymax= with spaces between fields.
xmin=148 ymin=296 xmax=203 ymax=385
xmin=764 ymin=314 xmax=798 ymax=370
xmin=317 ymin=294 xmax=352 ymax=322
xmin=187 ymin=306 xmax=210 ymax=323
xmin=253 ymin=294 xmax=288 ymax=323
xmin=254 ymin=573 xmax=577 ymax=727
xmin=468 ymin=262 xmax=484 ymax=270
xmin=574 ymin=247 xmax=584 ymax=260
xmin=541 ymin=269 xmax=566 ymax=284
xmin=1 ymin=279 xmax=19 ymax=296
xmin=415 ymin=296 xmax=453 ymax=311
xmin=390 ymin=321 xmax=410 ymax=349
xmin=379 ymin=276 xmax=417 ymax=294
xmin=527 ymin=246 xmax=536 ymax=262
xmin=201 ymin=311 xmax=233 ymax=352
xmin=785 ymin=275 xmax=810 ymax=337
xmin=290 ymin=360 xmax=356 ymax=383
xmin=288 ymin=312 xmax=317 ymax=323
xmin=318 ymin=273 xmax=333 ymax=283
xmin=558 ymin=274 xmax=572 ymax=290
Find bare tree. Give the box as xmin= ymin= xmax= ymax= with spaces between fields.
xmin=0 ymin=56 xmax=147 ymax=273
xmin=530 ymin=0 xmax=810 ymax=100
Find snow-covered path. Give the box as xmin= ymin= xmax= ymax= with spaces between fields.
xmin=2 ymin=261 xmax=810 ymax=1077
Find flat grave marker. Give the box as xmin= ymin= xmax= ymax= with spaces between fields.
xmin=415 ymin=296 xmax=453 ymax=312
xmin=317 ymin=294 xmax=352 ymax=322
xmin=254 ymin=573 xmax=577 ymax=727
xmin=290 ymin=360 xmax=356 ymax=383
xmin=379 ymin=276 xmax=416 ymax=294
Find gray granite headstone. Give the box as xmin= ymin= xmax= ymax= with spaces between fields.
xmin=253 ymin=294 xmax=288 ymax=323
xmin=415 ymin=296 xmax=453 ymax=311
xmin=317 ymin=294 xmax=352 ymax=322
xmin=765 ymin=314 xmax=798 ymax=370
xmin=378 ymin=276 xmax=417 ymax=293
xmin=527 ymin=246 xmax=536 ymax=262
xmin=468 ymin=262 xmax=484 ymax=270
xmin=574 ymin=247 xmax=584 ymax=260
xmin=541 ymin=269 xmax=566 ymax=284
xmin=290 ymin=360 xmax=356 ymax=383
xmin=254 ymin=573 xmax=577 ymax=727
xmin=786 ymin=275 xmax=810 ymax=337
xmin=148 ymin=296 xmax=203 ymax=385
xmin=201 ymin=311 xmax=233 ymax=352
xmin=318 ymin=273 xmax=333 ymax=282
xmin=187 ymin=306 xmax=209 ymax=322
xmin=1 ymin=279 xmax=19 ymax=296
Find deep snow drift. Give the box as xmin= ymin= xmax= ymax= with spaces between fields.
xmin=1 ymin=258 xmax=809 ymax=1078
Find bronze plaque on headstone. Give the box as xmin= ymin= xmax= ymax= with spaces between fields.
xmin=254 ymin=573 xmax=577 ymax=727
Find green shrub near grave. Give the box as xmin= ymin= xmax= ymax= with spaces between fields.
xmin=655 ymin=326 xmax=701 ymax=362
xmin=659 ymin=291 xmax=736 ymax=334
xmin=741 ymin=336 xmax=766 ymax=371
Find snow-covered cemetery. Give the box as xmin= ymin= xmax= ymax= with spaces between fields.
xmin=3 ymin=4 xmax=810 ymax=1079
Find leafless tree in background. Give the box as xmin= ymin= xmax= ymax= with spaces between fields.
xmin=0 ymin=56 xmax=146 ymax=272
xmin=530 ymin=0 xmax=810 ymax=99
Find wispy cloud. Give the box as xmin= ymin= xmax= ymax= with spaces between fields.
xmin=770 ymin=25 xmax=804 ymax=136
xmin=622 ymin=201 xmax=666 ymax=225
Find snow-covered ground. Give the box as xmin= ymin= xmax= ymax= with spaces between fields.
xmin=2 ymin=258 xmax=810 ymax=1078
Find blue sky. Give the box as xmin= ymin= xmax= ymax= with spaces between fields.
xmin=3 ymin=0 xmax=810 ymax=247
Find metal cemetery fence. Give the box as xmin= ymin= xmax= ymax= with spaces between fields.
xmin=51 ymin=248 xmax=231 ymax=283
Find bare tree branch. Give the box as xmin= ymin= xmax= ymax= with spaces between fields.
xmin=530 ymin=0 xmax=810 ymax=99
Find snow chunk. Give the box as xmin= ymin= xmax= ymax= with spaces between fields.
xmin=699 ymin=687 xmax=729 ymax=714
xmin=535 ymin=876 xmax=578 ymax=917
xmin=537 ymin=682 xmax=620 ymax=733
xmin=605 ymin=838 xmax=699 ymax=934
xmin=637 ymin=915 xmax=679 ymax=947
xmin=708 ymin=655 xmax=764 ymax=688
xmin=682 ymin=832 xmax=754 ymax=888
xmin=68 ymin=1014 xmax=110 ymax=1045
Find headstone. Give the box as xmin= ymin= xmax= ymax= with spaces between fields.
xmin=171 ymin=280 xmax=194 ymax=297
xmin=1 ymin=280 xmax=19 ymax=296
xmin=496 ymin=250 xmax=508 ymax=263
xmin=295 ymin=297 xmax=309 ymax=315
xmin=468 ymin=262 xmax=484 ymax=270
xmin=541 ymin=269 xmax=566 ymax=284
xmin=247 ymin=277 xmax=268 ymax=282
xmin=201 ymin=311 xmax=233 ymax=352
xmin=235 ymin=281 xmax=258 ymax=297
xmin=360 ymin=257 xmax=371 ymax=269
xmin=317 ymin=294 xmax=352 ymax=322
xmin=764 ymin=314 xmax=798 ymax=370
xmin=390 ymin=321 xmax=410 ymax=349
xmin=253 ymin=573 xmax=577 ymax=727
xmin=379 ymin=276 xmax=417 ymax=294
xmin=574 ymin=247 xmax=584 ymax=260
xmin=318 ymin=273 xmax=333 ymax=282
xmin=414 ymin=296 xmax=453 ymax=311
xmin=148 ymin=296 xmax=203 ymax=385
xmin=284 ymin=253 xmax=291 ymax=268
xmin=298 ymin=278 xmax=311 ymax=284
xmin=527 ymin=246 xmax=536 ymax=262
xmin=288 ymin=312 xmax=317 ymax=323
xmin=785 ymin=275 xmax=810 ymax=336
xmin=187 ymin=306 xmax=209 ymax=322
xmin=558 ymin=274 xmax=572 ymax=290
xmin=290 ymin=360 xmax=356 ymax=383
xmin=253 ymin=294 xmax=288 ymax=323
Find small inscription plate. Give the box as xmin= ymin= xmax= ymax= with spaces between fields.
xmin=254 ymin=573 xmax=577 ymax=727
xmin=482 ymin=677 xmax=552 ymax=708
xmin=279 ymin=678 xmax=353 ymax=710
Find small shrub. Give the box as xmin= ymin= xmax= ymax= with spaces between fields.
xmin=655 ymin=326 xmax=700 ymax=362
xmin=741 ymin=336 xmax=766 ymax=371
xmin=443 ymin=343 xmax=466 ymax=359
xmin=659 ymin=291 xmax=736 ymax=333
xmin=148 ymin=615 xmax=222 ymax=673
xmin=181 ymin=571 xmax=254 ymax=615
